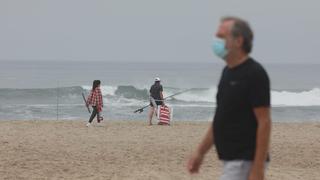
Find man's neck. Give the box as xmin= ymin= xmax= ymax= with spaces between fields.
xmin=226 ymin=52 xmax=249 ymax=68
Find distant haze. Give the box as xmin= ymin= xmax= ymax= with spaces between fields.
xmin=0 ymin=0 xmax=319 ymax=63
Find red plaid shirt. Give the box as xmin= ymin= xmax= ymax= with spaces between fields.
xmin=87 ymin=87 xmax=103 ymax=112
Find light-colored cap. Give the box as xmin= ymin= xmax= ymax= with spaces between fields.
xmin=155 ymin=77 xmax=161 ymax=82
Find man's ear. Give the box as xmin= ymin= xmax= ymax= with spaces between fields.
xmin=235 ymin=36 xmax=244 ymax=48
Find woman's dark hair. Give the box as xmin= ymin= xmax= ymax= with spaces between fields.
xmin=92 ymin=80 xmax=101 ymax=90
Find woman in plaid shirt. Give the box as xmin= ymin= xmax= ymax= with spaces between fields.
xmin=86 ymin=80 xmax=103 ymax=127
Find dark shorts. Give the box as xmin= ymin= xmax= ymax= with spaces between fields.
xmin=150 ymin=101 xmax=163 ymax=107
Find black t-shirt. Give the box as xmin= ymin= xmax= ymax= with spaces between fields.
xmin=150 ymin=83 xmax=163 ymax=101
xmin=213 ymin=58 xmax=270 ymax=160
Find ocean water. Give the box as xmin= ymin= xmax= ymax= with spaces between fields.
xmin=1 ymin=60 xmax=320 ymax=122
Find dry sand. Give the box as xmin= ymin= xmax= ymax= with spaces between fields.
xmin=0 ymin=120 xmax=319 ymax=180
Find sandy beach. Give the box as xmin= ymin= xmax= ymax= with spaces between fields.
xmin=0 ymin=120 xmax=319 ymax=180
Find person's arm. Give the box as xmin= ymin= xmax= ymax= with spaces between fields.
xmin=98 ymin=88 xmax=103 ymax=107
xmin=160 ymin=91 xmax=164 ymax=100
xmin=86 ymin=91 xmax=92 ymax=106
xmin=187 ymin=124 xmax=214 ymax=174
xmin=249 ymin=107 xmax=271 ymax=180
xmin=160 ymin=85 xmax=164 ymax=104
xmin=160 ymin=85 xmax=164 ymax=100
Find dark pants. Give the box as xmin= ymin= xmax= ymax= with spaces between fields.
xmin=88 ymin=106 xmax=98 ymax=123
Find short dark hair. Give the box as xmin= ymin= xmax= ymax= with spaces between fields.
xmin=221 ymin=16 xmax=254 ymax=53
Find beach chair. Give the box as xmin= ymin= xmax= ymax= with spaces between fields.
xmin=157 ymin=105 xmax=173 ymax=125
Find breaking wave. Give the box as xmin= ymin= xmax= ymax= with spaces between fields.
xmin=1 ymin=86 xmax=320 ymax=107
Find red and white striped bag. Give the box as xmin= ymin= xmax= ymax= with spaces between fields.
xmin=157 ymin=105 xmax=171 ymax=125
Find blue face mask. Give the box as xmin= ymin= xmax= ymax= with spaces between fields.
xmin=211 ymin=39 xmax=228 ymax=59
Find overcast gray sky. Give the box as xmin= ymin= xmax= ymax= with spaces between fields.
xmin=0 ymin=0 xmax=319 ymax=63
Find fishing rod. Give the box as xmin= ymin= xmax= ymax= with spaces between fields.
xmin=133 ymin=89 xmax=191 ymax=113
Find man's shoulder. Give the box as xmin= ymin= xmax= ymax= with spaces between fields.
xmin=150 ymin=84 xmax=162 ymax=90
xmin=246 ymin=58 xmax=269 ymax=83
xmin=157 ymin=84 xmax=163 ymax=90
xmin=247 ymin=58 xmax=268 ymax=74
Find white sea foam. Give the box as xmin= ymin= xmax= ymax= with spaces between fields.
xmin=169 ymin=87 xmax=217 ymax=103
xmin=172 ymin=87 xmax=320 ymax=107
xmin=81 ymin=85 xmax=320 ymax=107
xmin=82 ymin=85 xmax=118 ymax=96
xmin=272 ymin=88 xmax=320 ymax=106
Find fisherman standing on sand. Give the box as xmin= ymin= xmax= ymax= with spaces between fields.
xmin=148 ymin=77 xmax=164 ymax=125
